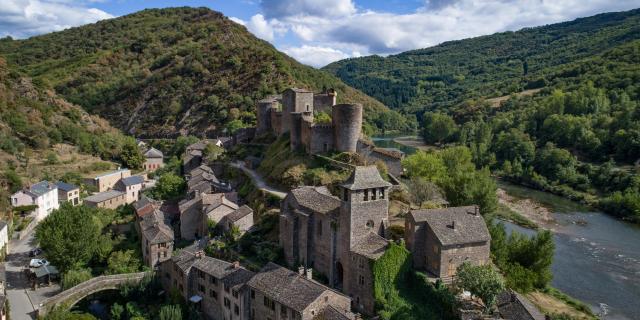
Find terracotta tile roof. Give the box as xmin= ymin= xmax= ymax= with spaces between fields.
xmin=289 ymin=186 xmax=341 ymax=214
xmin=409 ymin=206 xmax=490 ymax=246
xmin=340 ymin=166 xmax=392 ymax=190
xmin=351 ymin=232 xmax=389 ymax=260
xmin=247 ymin=262 xmax=328 ymax=312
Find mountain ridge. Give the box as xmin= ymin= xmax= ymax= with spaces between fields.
xmin=0 ymin=7 xmax=412 ymax=137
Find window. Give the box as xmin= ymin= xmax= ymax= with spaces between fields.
xmin=281 ymin=305 xmax=288 ymax=318
xmin=358 ymin=258 xmax=364 ymax=269
xmin=317 ymin=221 xmax=322 ymax=237
xmin=251 ymin=289 xmax=255 ymax=299
xmin=210 ymin=275 xmax=217 ymax=285
xmin=343 ymin=189 xmax=348 ymax=201
xmin=199 ymin=270 xmax=205 ymax=279
xmin=363 ymin=189 xmax=368 ymax=201
xmin=380 ymin=188 xmax=385 ymax=199
xmin=210 ymin=290 xmax=218 ymax=300
xmin=366 ymin=220 xmax=374 ymax=229
xmin=224 ymin=297 xmax=231 ymax=309
xmin=199 ymin=284 xmax=205 ymax=293
xmin=264 ymin=297 xmax=275 ymax=310
xmin=232 ymin=290 xmax=239 ymax=298
xmin=159 ymin=242 xmax=166 ymax=248
xmin=371 ymin=188 xmax=377 ymax=200
xmin=234 ymin=304 xmax=239 ymax=315
xmin=165 ymin=272 xmax=170 ymax=279
xmin=358 ymin=275 xmax=365 ymax=286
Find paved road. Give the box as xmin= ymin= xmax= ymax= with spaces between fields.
xmin=3 ymin=231 xmax=60 ymax=320
xmin=230 ymin=161 xmax=287 ymax=199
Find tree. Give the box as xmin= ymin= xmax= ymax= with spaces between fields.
xmin=107 ymin=250 xmax=141 ymax=274
xmin=35 ymin=203 xmax=102 ymax=272
xmin=111 ymin=303 xmax=124 ymax=320
xmin=406 ymin=177 xmax=445 ymax=208
xmin=422 ymin=112 xmax=458 ymax=144
xmin=493 ymin=128 xmax=536 ymax=165
xmin=456 ymin=263 xmax=505 ymax=312
xmin=151 ymin=173 xmax=186 ymax=200
xmin=159 ymin=305 xmax=182 ymax=320
xmin=120 ymin=139 xmax=145 ymax=169
xmin=203 ymin=143 xmax=224 ymax=160
xmin=62 ymin=268 xmax=92 ymax=290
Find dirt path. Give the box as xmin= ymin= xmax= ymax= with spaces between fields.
xmin=486 ymin=88 xmax=543 ymax=108
xmin=230 ymin=161 xmax=287 ymax=199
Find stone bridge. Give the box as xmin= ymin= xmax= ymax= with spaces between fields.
xmin=36 ymin=272 xmax=149 ymax=317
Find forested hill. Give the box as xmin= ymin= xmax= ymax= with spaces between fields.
xmin=323 ymin=8 xmax=640 ymax=115
xmin=0 ymin=7 xmax=411 ymax=137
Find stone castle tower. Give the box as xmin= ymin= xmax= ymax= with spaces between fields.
xmin=255 ymin=87 xmax=362 ymax=154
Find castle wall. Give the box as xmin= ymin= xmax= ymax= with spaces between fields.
xmin=332 ymin=104 xmax=363 ymax=153
xmin=303 ymin=124 xmax=334 ymax=154
xmin=313 ymin=93 xmax=336 ymax=114
xmin=282 ymin=89 xmax=313 ymax=134
xmin=290 ymin=113 xmax=304 ymax=151
xmin=256 ymin=100 xmax=277 ymax=135
xmin=270 ymin=112 xmax=282 ymax=135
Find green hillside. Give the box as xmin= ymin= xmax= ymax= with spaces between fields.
xmin=0 ymin=7 xmax=411 ymax=137
xmin=323 ymin=8 xmax=640 ymax=115
xmin=0 ymin=56 xmax=133 ymax=214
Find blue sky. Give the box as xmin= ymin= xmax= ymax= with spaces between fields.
xmin=2 ymin=0 xmax=640 ymax=67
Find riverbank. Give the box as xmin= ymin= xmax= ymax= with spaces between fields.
xmin=496 ymin=188 xmax=554 ymax=230
xmin=392 ymin=136 xmax=434 ymax=151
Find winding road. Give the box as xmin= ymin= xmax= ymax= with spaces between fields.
xmin=230 ymin=161 xmax=287 ymax=199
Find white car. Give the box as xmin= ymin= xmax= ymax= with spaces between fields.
xmin=29 ymin=259 xmax=49 ymax=268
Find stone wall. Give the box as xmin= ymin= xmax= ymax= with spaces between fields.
xmin=270 ymin=111 xmax=282 ymax=135
xmin=282 ymin=89 xmax=314 ymax=134
xmin=438 ymin=242 xmax=490 ymax=278
xmin=313 ymin=92 xmax=336 ymax=114
xmin=256 ymin=100 xmax=277 ymax=134
xmin=143 ymin=240 xmax=173 ymax=269
xmin=346 ymin=252 xmax=376 ymax=315
xmin=307 ymin=124 xmax=334 ymax=154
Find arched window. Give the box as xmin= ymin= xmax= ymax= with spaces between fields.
xmin=366 ymin=220 xmax=374 ymax=229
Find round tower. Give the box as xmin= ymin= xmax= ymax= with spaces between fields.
xmin=256 ymin=99 xmax=276 ymax=134
xmin=332 ymin=103 xmax=363 ymax=153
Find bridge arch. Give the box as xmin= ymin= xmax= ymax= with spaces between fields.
xmin=36 ymin=272 xmax=150 ymax=317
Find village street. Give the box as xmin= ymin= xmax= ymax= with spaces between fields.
xmin=2 ymin=231 xmax=60 ymax=320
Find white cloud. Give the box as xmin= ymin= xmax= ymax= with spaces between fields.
xmin=283 ymin=45 xmax=352 ymax=67
xmin=253 ymin=0 xmax=640 ymax=66
xmin=229 ymin=16 xmax=246 ymax=25
xmin=261 ymin=0 xmax=355 ymax=19
xmin=0 ymin=0 xmax=113 ymax=38
xmin=246 ymin=14 xmax=274 ymax=40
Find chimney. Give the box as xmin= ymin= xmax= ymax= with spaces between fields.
xmin=474 ymin=206 xmax=479 ymax=216
xmin=306 ymin=268 xmax=313 ymax=280
xmin=298 ymin=266 xmax=305 ymax=276
xmin=233 ymin=261 xmax=240 ymax=269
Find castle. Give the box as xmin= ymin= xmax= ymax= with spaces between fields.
xmin=280 ymin=166 xmax=392 ymax=315
xmin=256 ymin=88 xmax=363 ymax=154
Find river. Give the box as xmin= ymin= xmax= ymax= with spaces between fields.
xmin=373 ymin=135 xmax=640 ymax=320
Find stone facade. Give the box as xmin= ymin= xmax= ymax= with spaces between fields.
xmin=406 ymin=206 xmax=491 ymax=279
xmin=143 ymin=147 xmax=164 ymax=172
xmin=356 ymin=141 xmax=405 ymax=177
xmin=86 ymin=169 xmax=131 ymax=192
xmin=84 ymin=190 xmax=127 ymax=209
xmin=114 ymin=175 xmax=144 ymax=204
xmin=280 ymin=166 xmax=392 ymax=315
xmin=255 ymin=88 xmax=363 ymax=156
xmin=158 ymin=244 xmax=353 ymax=320
xmin=139 ymin=208 xmax=174 ymax=269
xmin=55 ymin=181 xmax=80 ymax=206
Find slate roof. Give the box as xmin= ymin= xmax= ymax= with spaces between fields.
xmin=93 ymin=168 xmax=129 ymax=179
xmin=224 ymin=205 xmax=253 ymax=222
xmin=222 ymin=268 xmax=255 ymax=290
xmin=496 ymin=290 xmax=546 ymax=320
xmin=187 ymin=141 xmax=209 ymax=152
xmin=144 ymin=147 xmax=164 ymax=158
xmin=315 ymin=306 xmax=354 ymax=320
xmin=410 ymin=206 xmax=490 ymax=246
xmin=120 ymin=175 xmax=144 ymax=186
xmin=289 ymin=186 xmax=341 ymax=214
xmin=84 ymin=190 xmax=124 ymax=203
xmin=192 ymin=256 xmax=236 ymax=279
xmin=247 ymin=262 xmax=328 ymax=312
xmin=30 ymin=181 xmax=56 ymax=196
xmin=170 ymin=241 xmax=207 ymax=274
xmin=54 ymin=181 xmax=78 ymax=192
xmin=340 ymin=166 xmax=392 ymax=190
xmin=202 ymin=193 xmax=238 ymax=213
xmin=140 ymin=210 xmax=174 ymax=244
xmin=351 ymin=232 xmax=389 ymax=260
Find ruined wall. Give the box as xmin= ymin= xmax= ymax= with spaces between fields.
xmin=290 ymin=113 xmax=304 ymax=151
xmin=256 ymin=100 xmax=277 ymax=134
xmin=313 ymin=91 xmax=337 ymax=114
xmin=305 ymin=124 xmax=334 ymax=154
xmin=332 ymin=104 xmax=363 ymax=153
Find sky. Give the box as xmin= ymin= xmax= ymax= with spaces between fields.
xmin=2 ymin=0 xmax=640 ymax=67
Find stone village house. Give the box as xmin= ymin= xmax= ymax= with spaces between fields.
xmin=10 ymin=181 xmax=59 ymax=221
xmin=54 ymin=181 xmax=80 ymax=206
xmin=280 ymin=166 xmax=392 ymax=315
xmin=143 ymin=147 xmax=164 ymax=172
xmin=405 ymin=206 xmax=491 ymax=280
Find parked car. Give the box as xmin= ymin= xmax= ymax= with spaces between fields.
xmin=29 ymin=259 xmax=49 ymax=268
xmin=29 ymin=248 xmax=43 ymax=257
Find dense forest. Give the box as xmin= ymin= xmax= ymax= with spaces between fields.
xmin=326 ymin=9 xmax=640 ymax=223
xmin=0 ymin=7 xmax=413 ymax=137
xmin=324 ymin=9 xmax=640 ymax=115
